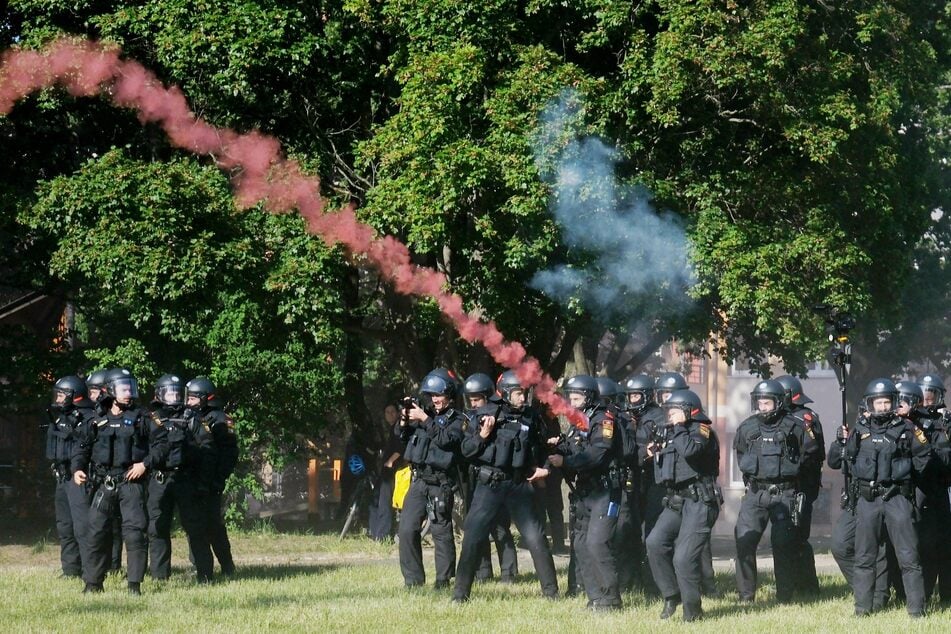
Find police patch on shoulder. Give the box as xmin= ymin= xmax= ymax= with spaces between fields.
xmin=699 ymin=423 xmax=711 ymax=438
xmin=806 ymin=427 xmax=815 ymax=440
xmin=914 ymin=427 xmax=927 ymax=445
xmin=861 ymin=433 xmax=871 ymax=439
xmin=151 ymin=413 xmax=164 ymax=427
xmin=461 ymin=418 xmax=468 ymax=432
xmin=602 ymin=419 xmax=614 ymax=439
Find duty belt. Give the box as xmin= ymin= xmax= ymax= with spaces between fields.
xmin=476 ymin=465 xmax=526 ymax=486
xmin=856 ymin=480 xmax=914 ymax=501
xmin=665 ymin=482 xmax=700 ymax=502
xmin=153 ymin=468 xmax=178 ymax=484
xmin=747 ymin=479 xmax=798 ymax=495
xmin=411 ymin=465 xmax=450 ymax=486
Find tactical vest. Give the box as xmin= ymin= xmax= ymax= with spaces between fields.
xmin=402 ymin=410 xmax=458 ymax=471
xmin=477 ymin=415 xmax=531 ymax=470
xmin=90 ymin=411 xmax=147 ymax=469
xmin=849 ymin=420 xmax=912 ymax=483
xmin=738 ymin=419 xmax=800 ymax=480
xmin=655 ymin=433 xmax=701 ymax=486
xmin=46 ymin=410 xmax=85 ymax=465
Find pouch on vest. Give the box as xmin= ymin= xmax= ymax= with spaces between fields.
xmin=92 ymin=426 xmax=114 ymax=466
xmin=403 ymin=430 xmax=430 ymax=464
xmin=166 ymin=426 xmax=185 ymax=469
xmin=494 ymin=427 xmax=518 ymax=468
xmin=756 ymin=435 xmax=783 ymax=479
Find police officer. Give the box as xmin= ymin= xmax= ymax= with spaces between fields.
xmin=645 ymin=389 xmax=720 ymax=622
xmin=828 ymin=406 xmax=889 ymax=607
xmin=596 ymin=377 xmax=641 ymax=592
xmin=734 ymin=379 xmax=817 ymax=603
xmin=72 ymin=368 xmax=167 ymax=594
xmin=624 ymin=373 xmax=666 ymax=592
xmin=146 ymin=374 xmax=186 ymax=580
xmin=86 ymin=369 xmax=125 ymax=573
xmin=550 ymin=375 xmax=622 ymax=611
xmin=452 ymin=371 xmax=558 ymax=602
xmin=46 ymin=375 xmax=96 ymax=577
xmin=184 ymin=377 xmax=239 ymax=579
xmin=914 ymin=375 xmax=951 ymax=603
xmin=460 ymin=373 xmax=518 ymax=584
xmin=846 ymin=378 xmax=930 ymax=617
xmin=397 ymin=371 xmax=466 ymax=589
xmin=776 ymin=374 xmax=825 ymax=597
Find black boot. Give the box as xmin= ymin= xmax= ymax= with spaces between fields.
xmin=128 ymin=582 xmax=141 ymax=595
xmin=83 ymin=582 xmax=104 ymax=594
xmin=660 ymin=597 xmax=680 ymax=619
xmin=682 ymin=603 xmax=703 ymax=622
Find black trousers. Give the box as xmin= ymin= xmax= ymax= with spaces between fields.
xmin=831 ymin=506 xmax=889 ymax=606
xmin=541 ymin=472 xmax=566 ymax=548
xmin=147 ymin=473 xmax=176 ymax=579
xmin=398 ymin=478 xmax=455 ymax=586
xmin=734 ymin=488 xmax=798 ymax=601
xmin=454 ymin=479 xmax=557 ymax=600
xmin=854 ymin=494 xmax=925 ymax=615
xmin=54 ymin=478 xmax=85 ymax=576
xmin=615 ymin=486 xmax=643 ymax=591
xmin=919 ymin=496 xmax=951 ymax=602
xmin=475 ymin=505 xmax=518 ymax=581
xmin=208 ymin=492 xmax=234 ymax=573
xmin=573 ymin=487 xmax=621 ymax=607
xmin=85 ymin=479 xmax=147 ymax=585
xmin=792 ymin=490 xmax=820 ymax=595
xmin=369 ymin=476 xmax=395 ymax=541
xmin=646 ymin=495 xmax=718 ymax=611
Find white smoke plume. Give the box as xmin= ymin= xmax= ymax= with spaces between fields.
xmin=530 ymin=91 xmax=695 ymax=322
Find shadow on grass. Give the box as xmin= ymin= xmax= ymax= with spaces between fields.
xmin=229 ymin=562 xmax=343 ymax=582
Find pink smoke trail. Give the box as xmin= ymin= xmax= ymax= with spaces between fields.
xmin=0 ymin=38 xmax=587 ymax=428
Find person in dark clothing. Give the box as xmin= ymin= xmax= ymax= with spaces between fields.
xmin=733 ymin=379 xmax=820 ymax=604
xmin=146 ymin=373 xmax=186 ymax=580
xmin=451 ymin=370 xmax=557 ymax=602
xmin=46 ymin=375 xmax=96 ymax=577
xmin=550 ymin=375 xmax=622 ymax=611
xmin=397 ymin=370 xmax=466 ymax=589
xmin=72 ymin=368 xmax=167 ymax=594
xmin=846 ymin=378 xmax=931 ymax=617
xmin=369 ymin=404 xmax=403 ymax=541
xmin=645 ymin=389 xmax=721 ymax=622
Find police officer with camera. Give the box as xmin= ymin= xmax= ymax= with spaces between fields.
xmin=46 ymin=375 xmax=96 ymax=577
xmin=452 ymin=370 xmax=558 ymax=602
xmin=397 ymin=370 xmax=466 ymax=589
xmin=72 ymin=368 xmax=167 ymax=594
xmin=460 ymin=373 xmax=518 ymax=584
xmin=645 ymin=389 xmax=720 ymax=622
xmin=734 ymin=379 xmax=818 ymax=604
xmin=549 ymin=375 xmax=622 ymax=611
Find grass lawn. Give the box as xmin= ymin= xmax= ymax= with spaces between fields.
xmin=1 ymin=531 xmax=949 ymax=632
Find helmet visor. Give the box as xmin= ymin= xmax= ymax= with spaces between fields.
xmin=157 ymin=385 xmax=183 ymax=406
xmin=751 ymin=394 xmax=781 ymax=415
xmin=112 ymin=378 xmax=139 ymax=401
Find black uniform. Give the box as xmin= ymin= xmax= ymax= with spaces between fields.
xmin=914 ymin=410 xmax=951 ymax=603
xmin=610 ymin=405 xmax=642 ymax=592
xmin=559 ymin=405 xmax=622 ymax=609
xmin=452 ymin=403 xmax=558 ymax=601
xmin=827 ymin=422 xmax=889 ymax=607
xmin=733 ymin=412 xmax=818 ymax=602
xmin=845 ymin=415 xmax=931 ymax=616
xmin=645 ymin=418 xmax=720 ymax=619
xmin=46 ymin=402 xmax=95 ymax=576
xmin=183 ymin=406 xmax=239 ymax=580
xmin=461 ymin=405 xmax=518 ymax=584
xmin=788 ymin=404 xmax=825 ymax=595
xmin=397 ymin=406 xmax=465 ymax=587
xmin=146 ymin=403 xmax=184 ymax=579
xmin=73 ymin=407 xmax=167 ymax=587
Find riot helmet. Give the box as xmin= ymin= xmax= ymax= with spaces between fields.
xmin=85 ymin=368 xmax=110 ymax=402
xmin=775 ymin=375 xmax=813 ymax=408
xmin=863 ymin=378 xmax=899 ymax=423
xmin=51 ymin=375 xmax=88 ymax=411
xmin=185 ymin=376 xmax=217 ymax=410
xmin=595 ymin=377 xmax=621 ymax=407
xmin=463 ymin=373 xmax=495 ymax=410
xmin=750 ymin=379 xmax=785 ymax=421
xmin=564 ymin=375 xmax=599 ymax=411
xmin=622 ymin=374 xmax=655 ymax=413
xmin=895 ymin=380 xmax=923 ymax=416
xmin=662 ymin=389 xmax=706 ymax=423
xmin=106 ymin=368 xmax=139 ymax=406
xmin=154 ymin=373 xmax=185 ymax=407
xmin=918 ymin=374 xmax=945 ymax=410
xmin=655 ymin=372 xmax=688 ymax=404
xmin=496 ymin=370 xmax=530 ymax=409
